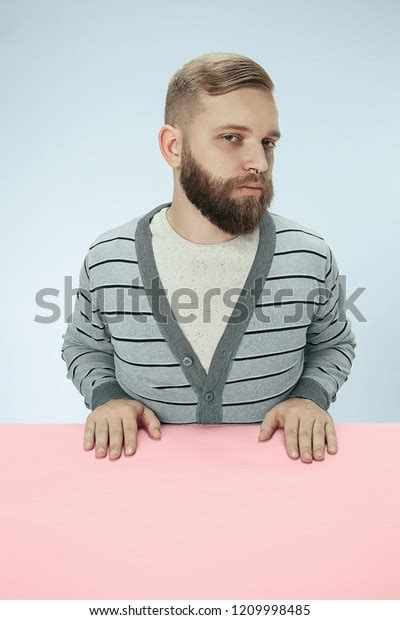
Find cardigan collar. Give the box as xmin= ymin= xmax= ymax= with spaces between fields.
xmin=135 ymin=201 xmax=276 ymax=422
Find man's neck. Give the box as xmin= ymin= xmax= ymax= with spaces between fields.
xmin=166 ymin=201 xmax=237 ymax=245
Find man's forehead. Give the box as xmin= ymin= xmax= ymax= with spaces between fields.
xmin=198 ymin=92 xmax=279 ymax=135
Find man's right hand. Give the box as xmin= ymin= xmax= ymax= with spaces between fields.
xmin=83 ymin=398 xmax=162 ymax=460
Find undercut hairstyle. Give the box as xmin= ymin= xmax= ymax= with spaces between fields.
xmin=164 ymin=52 xmax=275 ymax=136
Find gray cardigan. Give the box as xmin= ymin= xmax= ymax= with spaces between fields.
xmin=61 ymin=202 xmax=357 ymax=423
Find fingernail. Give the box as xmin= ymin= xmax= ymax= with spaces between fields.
xmin=291 ymin=450 xmax=298 ymax=457
xmin=126 ymin=447 xmax=133 ymax=455
xmin=304 ymin=452 xmax=311 ymax=459
xmin=315 ymin=450 xmax=323 ymax=458
xmin=85 ymin=442 xmax=92 ymax=449
xmin=110 ymin=450 xmax=118 ymax=457
xmin=154 ymin=429 xmax=161 ymax=436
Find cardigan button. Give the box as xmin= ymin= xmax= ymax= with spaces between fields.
xmin=204 ymin=391 xmax=214 ymax=402
xmin=183 ymin=356 xmax=193 ymax=366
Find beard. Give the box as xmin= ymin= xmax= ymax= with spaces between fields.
xmin=178 ymin=136 xmax=275 ymax=236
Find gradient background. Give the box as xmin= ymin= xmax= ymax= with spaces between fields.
xmin=2 ymin=0 xmax=399 ymax=423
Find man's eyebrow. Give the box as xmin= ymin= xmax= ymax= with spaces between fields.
xmin=213 ymin=123 xmax=281 ymax=139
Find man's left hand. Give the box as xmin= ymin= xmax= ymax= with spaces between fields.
xmin=258 ymin=397 xmax=338 ymax=463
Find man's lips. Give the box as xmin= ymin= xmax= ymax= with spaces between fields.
xmin=238 ymin=185 xmax=264 ymax=190
xmin=238 ymin=184 xmax=265 ymax=190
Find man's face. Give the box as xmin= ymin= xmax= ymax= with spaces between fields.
xmin=178 ymin=88 xmax=280 ymax=236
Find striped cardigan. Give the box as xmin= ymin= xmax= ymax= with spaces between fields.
xmin=61 ymin=201 xmax=357 ymax=423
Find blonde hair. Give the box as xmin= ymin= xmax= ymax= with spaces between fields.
xmin=164 ymin=52 xmax=275 ymax=135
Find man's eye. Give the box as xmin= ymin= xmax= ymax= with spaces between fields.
xmin=223 ymin=134 xmax=240 ymax=143
xmin=222 ymin=135 xmax=276 ymax=148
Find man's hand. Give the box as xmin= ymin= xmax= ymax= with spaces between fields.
xmin=258 ymin=397 xmax=338 ymax=463
xmin=83 ymin=398 xmax=162 ymax=460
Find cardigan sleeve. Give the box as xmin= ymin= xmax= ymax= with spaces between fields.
xmin=61 ymin=252 xmax=133 ymax=411
xmin=286 ymin=244 xmax=357 ymax=412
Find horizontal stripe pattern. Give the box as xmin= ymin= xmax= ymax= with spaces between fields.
xmin=61 ymin=208 xmax=357 ymax=422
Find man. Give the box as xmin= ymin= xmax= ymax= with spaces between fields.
xmin=61 ymin=52 xmax=357 ymax=464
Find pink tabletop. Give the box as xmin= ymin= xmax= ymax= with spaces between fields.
xmin=1 ymin=423 xmax=399 ymax=600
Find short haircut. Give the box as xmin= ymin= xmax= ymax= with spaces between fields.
xmin=164 ymin=52 xmax=275 ymax=136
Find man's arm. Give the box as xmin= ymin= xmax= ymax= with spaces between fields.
xmin=287 ymin=244 xmax=357 ymax=411
xmin=61 ymin=252 xmax=132 ymax=410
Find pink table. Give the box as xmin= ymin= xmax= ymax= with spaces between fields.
xmin=1 ymin=423 xmax=399 ymax=600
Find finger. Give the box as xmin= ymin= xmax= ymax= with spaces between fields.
xmin=325 ymin=420 xmax=338 ymax=454
xmin=298 ymin=416 xmax=314 ymax=462
xmin=122 ymin=414 xmax=139 ymax=456
xmin=312 ymin=419 xmax=326 ymax=460
xmin=258 ymin=411 xmax=279 ymax=441
xmin=283 ymin=414 xmax=300 ymax=458
xmin=83 ymin=414 xmax=95 ymax=450
xmin=140 ymin=406 xmax=162 ymax=439
xmin=95 ymin=418 xmax=109 ymax=458
xmin=108 ymin=416 xmax=124 ymax=460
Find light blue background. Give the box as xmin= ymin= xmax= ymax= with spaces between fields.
xmin=2 ymin=0 xmax=399 ymax=423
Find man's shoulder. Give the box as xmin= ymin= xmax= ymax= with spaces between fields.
xmin=89 ymin=215 xmax=142 ymax=248
xmin=269 ymin=210 xmax=328 ymax=252
xmin=269 ymin=210 xmax=325 ymax=239
xmin=86 ymin=214 xmax=143 ymax=262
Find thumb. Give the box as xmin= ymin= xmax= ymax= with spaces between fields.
xmin=141 ymin=405 xmax=162 ymax=439
xmin=258 ymin=407 xmax=280 ymax=441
